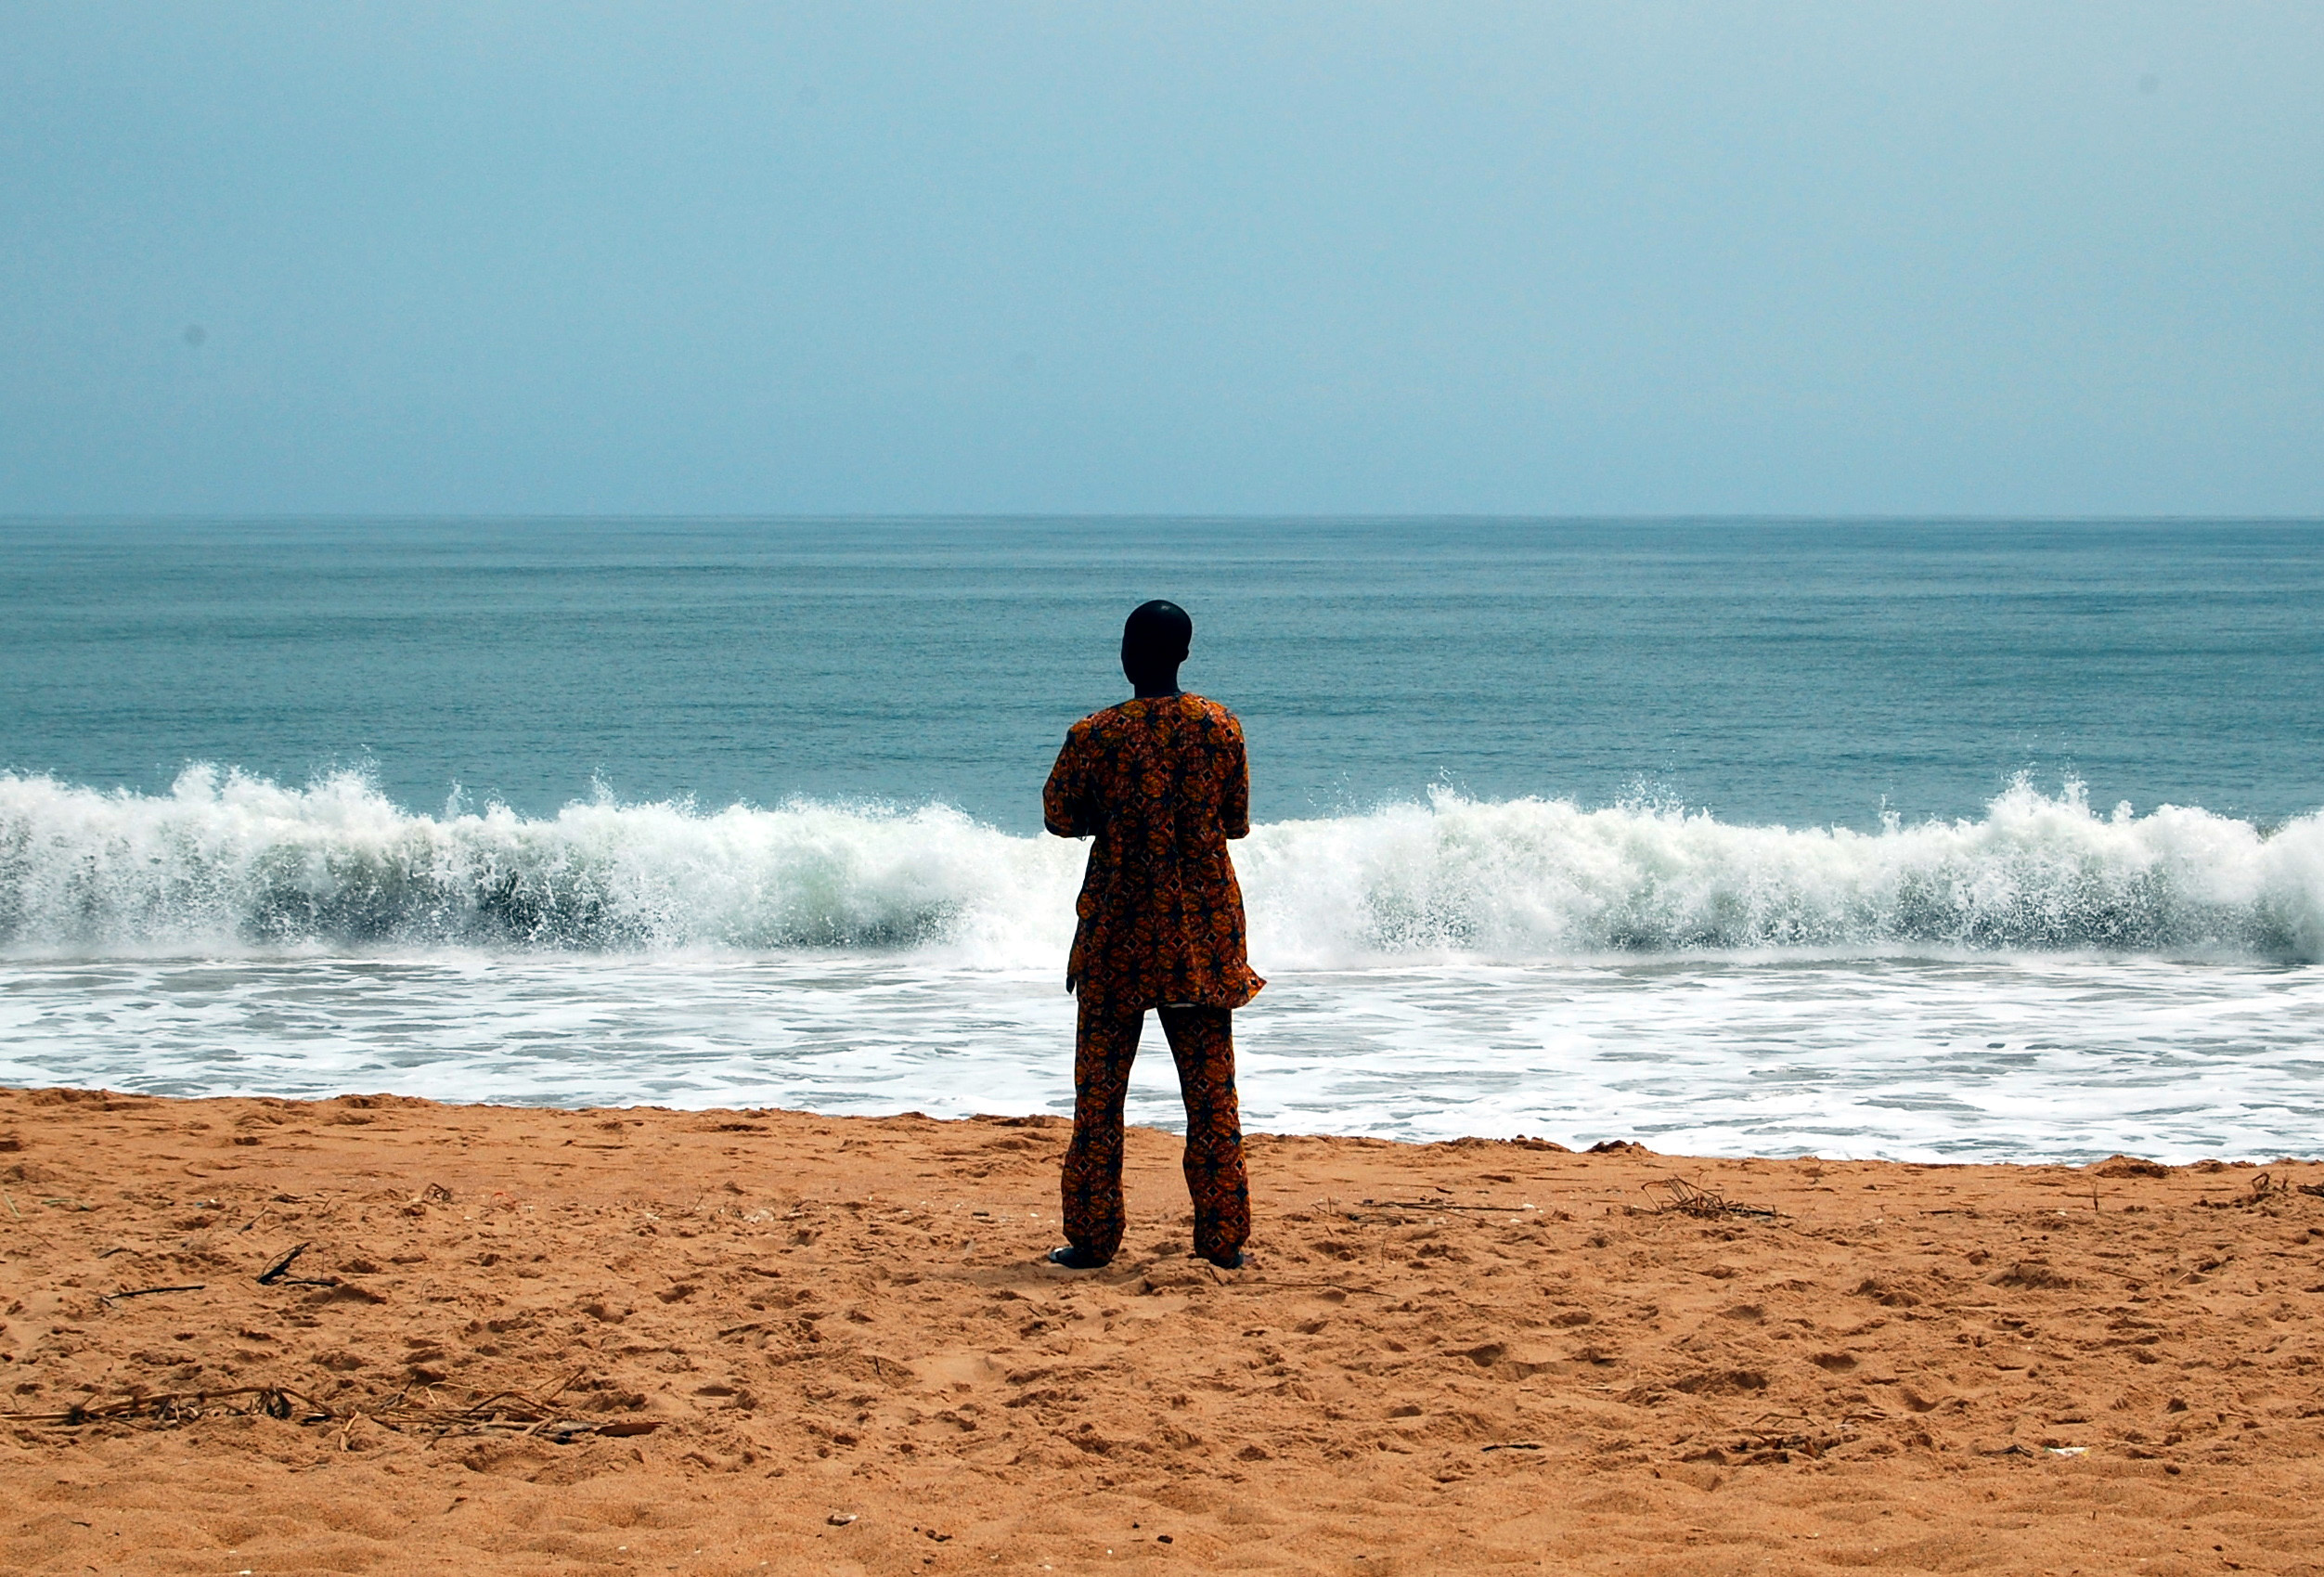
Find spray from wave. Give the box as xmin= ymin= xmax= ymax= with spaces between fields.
xmin=3 ymin=767 xmax=2320 ymax=963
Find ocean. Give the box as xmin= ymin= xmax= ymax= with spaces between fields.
xmin=4 ymin=517 xmax=2321 ymax=1161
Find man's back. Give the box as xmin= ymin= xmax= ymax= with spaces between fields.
xmin=1043 ymin=692 xmax=1262 ymax=1013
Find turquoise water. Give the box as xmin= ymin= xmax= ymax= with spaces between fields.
xmin=3 ymin=517 xmax=2322 ymax=1159
xmin=6 ymin=518 xmax=2322 ymax=832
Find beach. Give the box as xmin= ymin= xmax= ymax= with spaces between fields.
xmin=10 ymin=2 xmax=2324 ymax=1567
xmin=6 ymin=1086 xmax=2322 ymax=1574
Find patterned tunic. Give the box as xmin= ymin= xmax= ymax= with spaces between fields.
xmin=1043 ymin=693 xmax=1265 ymax=1012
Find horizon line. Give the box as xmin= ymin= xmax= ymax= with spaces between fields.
xmin=6 ymin=511 xmax=2324 ymax=527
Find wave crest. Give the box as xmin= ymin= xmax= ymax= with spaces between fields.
xmin=0 ymin=767 xmax=1076 ymax=957
xmin=1248 ymin=782 xmax=2324 ymax=963
xmin=2 ymin=769 xmax=2319 ymax=963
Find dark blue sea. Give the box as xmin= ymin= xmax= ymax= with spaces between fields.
xmin=4 ymin=518 xmax=2322 ymax=1160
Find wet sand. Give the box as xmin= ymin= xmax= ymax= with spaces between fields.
xmin=4 ymin=1084 xmax=2322 ymax=1575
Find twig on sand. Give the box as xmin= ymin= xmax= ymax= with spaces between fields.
xmin=1361 ymin=1199 xmax=1534 ymax=1214
xmin=1642 ymin=1177 xmax=1778 ymax=1222
xmin=2194 ymin=1171 xmax=2324 ymax=1209
xmin=97 ymin=1284 xmax=204 ymax=1307
xmin=2 ymin=1367 xmax=660 ymax=1443
xmin=1 ymin=1188 xmax=20 ymax=1221
xmin=255 ymin=1242 xmax=310 ymax=1284
xmin=0 ymin=1387 xmax=318 ymax=1427
xmin=1680 ymin=1411 xmax=1852 ymax=1466
xmin=455 ymin=1367 xmax=581 ymax=1421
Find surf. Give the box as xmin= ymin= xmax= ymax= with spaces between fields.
xmin=2 ymin=766 xmax=2319 ymax=963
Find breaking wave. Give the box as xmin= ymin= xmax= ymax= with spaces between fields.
xmin=3 ymin=767 xmax=2321 ymax=963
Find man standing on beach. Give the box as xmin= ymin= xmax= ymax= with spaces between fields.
xmin=1041 ymin=601 xmax=1263 ymax=1272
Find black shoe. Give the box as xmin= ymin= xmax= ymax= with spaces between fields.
xmin=1201 ymin=1248 xmax=1245 ymax=1270
xmin=1047 ymin=1245 xmax=1109 ymax=1270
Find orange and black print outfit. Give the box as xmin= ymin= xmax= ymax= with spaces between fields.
xmin=1043 ymin=693 xmax=1263 ymax=1262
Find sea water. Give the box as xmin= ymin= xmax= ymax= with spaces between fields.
xmin=4 ymin=518 xmax=2321 ymax=1161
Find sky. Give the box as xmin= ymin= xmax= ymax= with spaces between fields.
xmin=2 ymin=3 xmax=2319 ymax=517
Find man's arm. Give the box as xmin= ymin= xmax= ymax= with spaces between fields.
xmin=1044 ymin=727 xmax=1093 ymax=838
xmin=1220 ymin=720 xmax=1251 ymax=840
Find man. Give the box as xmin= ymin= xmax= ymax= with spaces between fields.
xmin=1041 ymin=600 xmax=1262 ymax=1271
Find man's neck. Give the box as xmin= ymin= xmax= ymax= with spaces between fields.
xmin=1132 ymin=680 xmax=1182 ymax=699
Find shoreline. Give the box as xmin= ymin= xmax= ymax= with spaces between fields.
xmin=6 ymin=1084 xmax=2323 ymax=1573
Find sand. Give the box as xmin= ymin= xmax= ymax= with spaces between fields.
xmin=4 ymin=1085 xmax=2322 ymax=1575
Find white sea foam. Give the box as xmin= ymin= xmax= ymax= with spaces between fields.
xmin=2 ymin=953 xmax=2318 ymax=1163
xmin=4 ymin=767 xmax=2320 ymax=963
xmin=0 ymin=766 xmax=1080 ymax=959
xmin=5 ymin=768 xmax=2320 ymax=1160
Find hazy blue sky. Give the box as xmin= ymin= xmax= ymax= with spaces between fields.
xmin=3 ymin=4 xmax=2318 ymax=515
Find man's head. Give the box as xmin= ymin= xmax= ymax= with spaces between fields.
xmin=1121 ymin=600 xmax=1192 ymax=692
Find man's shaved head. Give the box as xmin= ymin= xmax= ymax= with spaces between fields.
xmin=1121 ymin=601 xmax=1193 ymax=694
xmin=1123 ymin=600 xmax=1192 ymax=661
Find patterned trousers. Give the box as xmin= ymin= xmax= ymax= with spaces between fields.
xmin=1061 ymin=1001 xmax=1250 ymax=1264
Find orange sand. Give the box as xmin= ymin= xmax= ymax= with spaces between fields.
xmin=4 ymin=1085 xmax=2323 ymax=1574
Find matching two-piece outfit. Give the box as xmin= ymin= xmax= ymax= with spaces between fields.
xmin=1042 ymin=692 xmax=1263 ymax=1264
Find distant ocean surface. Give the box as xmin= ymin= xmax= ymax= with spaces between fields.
xmin=4 ymin=518 xmax=2322 ymax=1162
